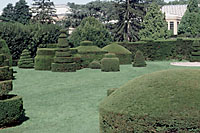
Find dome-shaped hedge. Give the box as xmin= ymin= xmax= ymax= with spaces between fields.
xmin=102 ymin=43 xmax=132 ymax=64
xmin=99 ymin=69 xmax=200 ymax=132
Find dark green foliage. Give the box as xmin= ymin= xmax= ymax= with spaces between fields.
xmin=0 ymin=22 xmax=61 ymax=59
xmin=88 ymin=60 xmax=101 ymax=69
xmin=113 ymin=0 xmax=145 ymax=42
xmin=31 ymin=0 xmax=57 ymax=24
xmin=34 ymin=48 xmax=56 ymax=70
xmin=101 ymin=53 xmax=120 ymax=72
xmin=76 ymin=41 xmax=107 ymax=68
xmin=190 ymin=40 xmax=200 ymax=62
xmin=102 ymin=43 xmax=132 ymax=64
xmin=139 ymin=2 xmax=170 ymax=40
xmin=133 ymin=50 xmax=146 ymax=67
xmin=0 ymin=66 xmax=12 ymax=81
xmin=1 ymin=3 xmax=15 ymax=22
xmin=0 ymin=39 xmax=12 ymax=66
xmin=51 ymin=30 xmax=76 ymax=72
xmin=107 ymin=88 xmax=118 ymax=96
xmin=69 ymin=17 xmax=112 ymax=48
xmin=14 ymin=0 xmax=32 ymax=24
xmin=0 ymin=80 xmax=12 ymax=96
xmin=99 ymin=69 xmax=200 ymax=132
xmin=18 ymin=49 xmax=34 ymax=68
xmin=80 ymin=41 xmax=93 ymax=46
xmin=178 ymin=0 xmax=200 ymax=37
xmin=119 ymin=38 xmax=196 ymax=61
xmin=0 ymin=95 xmax=24 ymax=127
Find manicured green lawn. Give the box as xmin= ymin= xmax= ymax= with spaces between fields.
xmin=1 ymin=61 xmax=199 ymax=133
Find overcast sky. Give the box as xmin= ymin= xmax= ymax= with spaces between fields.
xmin=0 ymin=0 xmax=95 ymax=11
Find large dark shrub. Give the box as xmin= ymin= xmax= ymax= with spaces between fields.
xmin=0 ymin=22 xmax=61 ymax=59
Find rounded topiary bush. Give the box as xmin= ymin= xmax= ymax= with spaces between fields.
xmin=99 ymin=69 xmax=200 ymax=132
xmin=101 ymin=53 xmax=120 ymax=72
xmin=88 ymin=60 xmax=101 ymax=69
xmin=18 ymin=49 xmax=34 ymax=68
xmin=102 ymin=43 xmax=132 ymax=64
xmin=34 ymin=48 xmax=56 ymax=70
xmin=133 ymin=50 xmax=146 ymax=67
xmin=80 ymin=40 xmax=93 ymax=46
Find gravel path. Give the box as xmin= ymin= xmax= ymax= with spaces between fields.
xmin=170 ymin=62 xmax=200 ymax=67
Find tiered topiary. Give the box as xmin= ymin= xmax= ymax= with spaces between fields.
xmin=0 ymin=54 xmax=24 ymax=127
xmin=88 ymin=60 xmax=101 ymax=69
xmin=70 ymin=48 xmax=82 ymax=70
xmin=18 ymin=49 xmax=34 ymax=68
xmin=34 ymin=48 xmax=56 ymax=70
xmin=133 ymin=50 xmax=146 ymax=67
xmin=101 ymin=53 xmax=120 ymax=72
xmin=51 ymin=30 xmax=76 ymax=72
xmin=190 ymin=40 xmax=200 ymax=62
xmin=76 ymin=41 xmax=107 ymax=68
xmin=102 ymin=42 xmax=132 ymax=64
xmin=99 ymin=69 xmax=200 ymax=132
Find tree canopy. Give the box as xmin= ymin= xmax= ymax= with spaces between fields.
xmin=139 ymin=2 xmax=170 ymax=40
xmin=69 ymin=17 xmax=112 ymax=48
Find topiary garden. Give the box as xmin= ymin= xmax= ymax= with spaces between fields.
xmin=18 ymin=49 xmax=34 ymax=68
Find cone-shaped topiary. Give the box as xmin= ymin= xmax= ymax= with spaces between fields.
xmin=35 ymin=48 xmax=56 ymax=70
xmin=88 ymin=60 xmax=101 ymax=69
xmin=102 ymin=43 xmax=132 ymax=64
xmin=76 ymin=40 xmax=107 ymax=68
xmin=0 ymin=39 xmax=12 ymax=66
xmin=18 ymin=49 xmax=34 ymax=68
xmin=51 ymin=29 xmax=76 ymax=72
xmin=190 ymin=40 xmax=200 ymax=62
xmin=0 ymin=54 xmax=24 ymax=127
xmin=99 ymin=69 xmax=200 ymax=132
xmin=133 ymin=50 xmax=146 ymax=67
xmin=101 ymin=53 xmax=120 ymax=72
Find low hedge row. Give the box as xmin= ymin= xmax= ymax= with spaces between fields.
xmin=119 ymin=38 xmax=198 ymax=61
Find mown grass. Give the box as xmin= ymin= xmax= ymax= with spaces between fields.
xmin=1 ymin=61 xmax=200 ymax=133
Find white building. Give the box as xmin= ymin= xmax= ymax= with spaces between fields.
xmin=54 ymin=4 xmax=71 ymax=21
xmin=161 ymin=5 xmax=187 ymax=35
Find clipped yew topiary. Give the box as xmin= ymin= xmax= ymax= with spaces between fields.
xmin=18 ymin=49 xmax=34 ymax=68
xmin=51 ymin=29 xmax=76 ymax=72
xmin=133 ymin=50 xmax=146 ymax=67
xmin=102 ymin=42 xmax=132 ymax=64
xmin=0 ymin=54 xmax=24 ymax=127
xmin=34 ymin=48 xmax=56 ymax=70
xmin=100 ymin=69 xmax=200 ymax=132
xmin=101 ymin=53 xmax=120 ymax=72
xmin=88 ymin=60 xmax=101 ymax=69
xmin=0 ymin=39 xmax=12 ymax=67
xmin=76 ymin=41 xmax=107 ymax=68
xmin=190 ymin=40 xmax=200 ymax=62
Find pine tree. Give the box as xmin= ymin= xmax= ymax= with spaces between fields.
xmin=139 ymin=2 xmax=169 ymax=40
xmin=113 ymin=0 xmax=145 ymax=42
xmin=1 ymin=3 xmax=15 ymax=22
xmin=14 ymin=0 xmax=32 ymax=24
xmin=31 ymin=0 xmax=57 ymax=24
xmin=178 ymin=0 xmax=200 ymax=37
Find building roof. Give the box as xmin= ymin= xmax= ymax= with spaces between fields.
xmin=161 ymin=5 xmax=187 ymax=18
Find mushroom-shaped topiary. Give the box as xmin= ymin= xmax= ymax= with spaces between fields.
xmin=99 ymin=69 xmax=200 ymax=132
xmin=18 ymin=49 xmax=34 ymax=68
xmin=133 ymin=50 xmax=146 ymax=67
xmin=0 ymin=54 xmax=24 ymax=127
xmin=102 ymin=43 xmax=132 ymax=64
xmin=101 ymin=53 xmax=120 ymax=72
xmin=88 ymin=60 xmax=101 ymax=69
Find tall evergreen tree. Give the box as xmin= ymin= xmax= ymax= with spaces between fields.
xmin=113 ymin=0 xmax=145 ymax=42
xmin=139 ymin=2 xmax=170 ymax=40
xmin=31 ymin=0 xmax=57 ymax=24
xmin=14 ymin=0 xmax=32 ymax=24
xmin=178 ymin=0 xmax=200 ymax=37
xmin=1 ymin=3 xmax=15 ymax=21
